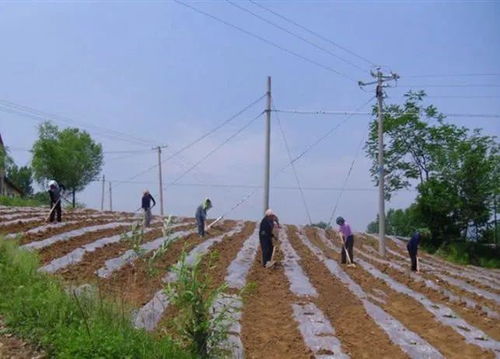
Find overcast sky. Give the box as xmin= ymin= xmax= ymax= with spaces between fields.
xmin=1 ymin=0 xmax=499 ymax=230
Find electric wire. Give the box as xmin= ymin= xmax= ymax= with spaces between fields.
xmin=214 ymin=96 xmax=375 ymax=219
xmin=113 ymin=94 xmax=266 ymax=187
xmin=168 ymin=110 xmax=264 ymax=185
xmin=248 ymin=0 xmax=377 ymax=67
xmin=174 ymin=0 xmax=357 ymax=82
xmin=0 ymin=100 xmax=155 ymax=147
xmin=327 ymin=133 xmax=367 ymax=227
xmin=275 ymin=104 xmax=313 ymax=224
xmin=404 ymin=73 xmax=500 ymax=78
xmin=273 ymin=109 xmax=500 ymax=119
xmin=226 ymin=0 xmax=367 ymax=72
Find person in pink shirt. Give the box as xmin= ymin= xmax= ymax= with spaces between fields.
xmin=336 ymin=216 xmax=354 ymax=264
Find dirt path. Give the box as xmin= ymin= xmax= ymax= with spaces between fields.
xmin=240 ymin=235 xmax=313 ymax=359
xmin=288 ymin=226 xmax=408 ymax=358
xmin=312 ymin=230 xmax=494 ymax=359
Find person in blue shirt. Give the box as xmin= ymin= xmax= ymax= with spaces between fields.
xmin=407 ymin=231 xmax=421 ymax=272
xmin=195 ymin=198 xmax=212 ymax=237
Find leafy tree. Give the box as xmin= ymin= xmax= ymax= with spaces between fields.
xmin=309 ymin=221 xmax=331 ymax=230
xmin=7 ymin=165 xmax=33 ymax=196
xmin=31 ymin=122 xmax=103 ymax=207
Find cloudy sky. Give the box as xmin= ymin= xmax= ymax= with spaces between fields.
xmin=1 ymin=0 xmax=499 ymax=230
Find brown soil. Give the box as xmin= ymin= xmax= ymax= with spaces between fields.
xmin=0 ymin=220 xmax=46 ymax=235
xmin=0 ymin=318 xmax=45 ymax=359
xmin=355 ymin=248 xmax=500 ymax=341
xmin=57 ymin=227 xmax=166 ymax=283
xmin=240 ymin=235 xmax=314 ymax=359
xmin=312 ymin=229 xmax=494 ymax=359
xmin=358 ymin=235 xmax=500 ymax=314
xmin=37 ymin=223 xmax=143 ymax=265
xmin=155 ymin=222 xmax=256 ymax=336
xmin=18 ymin=218 xmax=130 ymax=245
xmin=95 ymin=221 xmax=237 ymax=307
xmin=291 ymin=226 xmax=408 ymax=358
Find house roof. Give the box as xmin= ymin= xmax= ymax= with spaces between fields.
xmin=4 ymin=176 xmax=23 ymax=195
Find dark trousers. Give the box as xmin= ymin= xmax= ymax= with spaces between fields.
xmin=341 ymin=235 xmax=354 ymax=264
xmin=50 ymin=201 xmax=62 ymax=222
xmin=260 ymin=236 xmax=273 ymax=267
xmin=408 ymin=248 xmax=418 ymax=271
xmin=197 ymin=218 xmax=205 ymax=236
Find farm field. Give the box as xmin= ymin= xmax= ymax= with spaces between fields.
xmin=1 ymin=206 xmax=499 ymax=359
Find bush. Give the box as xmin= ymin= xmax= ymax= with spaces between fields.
xmin=0 ymin=239 xmax=191 ymax=359
xmin=165 ymin=251 xmax=235 ymax=359
xmin=0 ymin=194 xmax=47 ymax=207
xmin=429 ymin=241 xmax=500 ymax=269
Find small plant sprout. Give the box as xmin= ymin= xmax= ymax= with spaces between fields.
xmin=122 ymin=221 xmax=146 ymax=258
xmin=165 ymin=251 xmax=236 ymax=359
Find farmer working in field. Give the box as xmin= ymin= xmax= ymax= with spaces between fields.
xmin=48 ymin=180 xmax=64 ymax=223
xmin=259 ymin=209 xmax=280 ymax=267
xmin=336 ymin=216 xmax=354 ymax=265
xmin=407 ymin=230 xmax=423 ymax=272
xmin=195 ymin=198 xmax=212 ymax=237
xmin=141 ymin=190 xmax=156 ymax=227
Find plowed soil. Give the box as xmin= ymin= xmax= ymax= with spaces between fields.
xmin=316 ymin=230 xmax=494 ymax=359
xmin=96 ymin=221 xmax=237 ymax=307
xmin=240 ymin=235 xmax=314 ymax=359
xmin=294 ymin=226 xmax=407 ymax=358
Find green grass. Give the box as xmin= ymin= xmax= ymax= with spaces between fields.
xmin=0 ymin=195 xmax=46 ymax=207
xmin=424 ymin=241 xmax=500 ymax=269
xmin=0 ymin=239 xmax=192 ymax=359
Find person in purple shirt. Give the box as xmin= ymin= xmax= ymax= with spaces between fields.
xmin=336 ymin=216 xmax=354 ymax=264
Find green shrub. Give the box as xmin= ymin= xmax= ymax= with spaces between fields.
xmin=165 ymin=251 xmax=235 ymax=359
xmin=0 ymin=239 xmax=191 ymax=359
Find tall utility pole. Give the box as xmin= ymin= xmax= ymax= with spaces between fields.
xmin=109 ymin=182 xmax=113 ymax=211
xmin=153 ymin=145 xmax=168 ymax=217
xmin=100 ymin=174 xmax=105 ymax=211
xmin=359 ymin=68 xmax=399 ymax=256
xmin=263 ymin=76 xmax=272 ymax=214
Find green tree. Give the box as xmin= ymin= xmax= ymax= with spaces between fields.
xmin=31 ymin=122 xmax=103 ymax=207
xmin=7 ymin=165 xmax=33 ymax=196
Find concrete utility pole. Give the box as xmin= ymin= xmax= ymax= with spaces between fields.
xmin=359 ymin=68 xmax=399 ymax=257
xmin=153 ymin=145 xmax=168 ymax=217
xmin=109 ymin=182 xmax=113 ymax=211
xmin=263 ymin=76 xmax=272 ymax=215
xmin=100 ymin=175 xmax=105 ymax=211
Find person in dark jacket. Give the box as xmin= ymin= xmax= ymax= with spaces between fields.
xmin=141 ymin=190 xmax=156 ymax=227
xmin=407 ymin=231 xmax=421 ymax=272
xmin=195 ymin=198 xmax=212 ymax=237
xmin=259 ymin=209 xmax=280 ymax=267
xmin=48 ymin=180 xmax=64 ymax=223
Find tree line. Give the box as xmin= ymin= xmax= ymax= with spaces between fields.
xmin=1 ymin=122 xmax=103 ymax=207
xmin=366 ymin=91 xmax=499 ymax=247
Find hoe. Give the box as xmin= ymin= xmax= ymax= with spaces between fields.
xmin=341 ymin=235 xmax=356 ymax=268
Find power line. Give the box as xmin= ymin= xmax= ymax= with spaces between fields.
xmin=248 ymin=0 xmax=376 ymax=67
xmin=427 ymin=95 xmax=500 ymax=99
xmin=0 ymin=99 xmax=155 ymax=147
xmin=275 ymin=104 xmax=313 ymax=224
xmin=327 ymin=133 xmax=366 ymax=226
xmin=174 ymin=0 xmax=357 ymax=82
xmin=273 ymin=109 xmax=500 ymax=119
xmin=114 ymin=94 xmax=266 ymax=186
xmin=169 ymin=110 xmax=264 ymax=185
xmin=405 ymin=73 xmax=500 ymax=78
xmin=398 ymin=84 xmax=500 ymax=88
xmin=226 ymin=0 xmax=367 ymax=72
